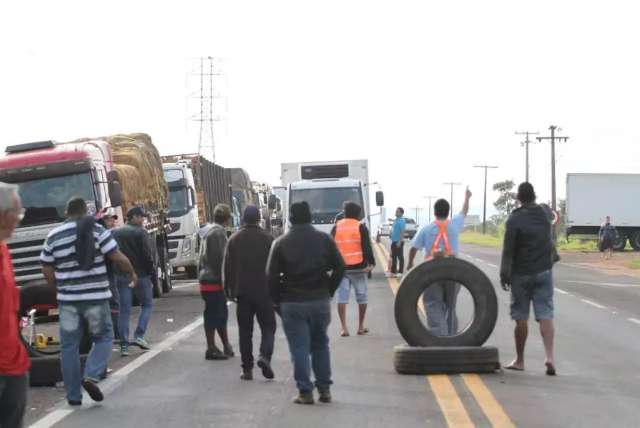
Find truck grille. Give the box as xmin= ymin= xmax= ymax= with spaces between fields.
xmin=7 ymin=238 xmax=46 ymax=284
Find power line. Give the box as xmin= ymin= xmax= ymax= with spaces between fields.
xmin=515 ymin=131 xmax=539 ymax=182
xmin=443 ymin=182 xmax=462 ymax=219
xmin=474 ymin=165 xmax=498 ymax=234
xmin=536 ymin=125 xmax=569 ymax=212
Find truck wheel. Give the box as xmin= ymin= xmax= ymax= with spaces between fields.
xmin=186 ymin=265 xmax=199 ymax=279
xmin=161 ymin=247 xmax=173 ymax=293
xmin=613 ymin=233 xmax=627 ymax=251
xmin=630 ymin=231 xmax=640 ymax=251
xmin=393 ymin=345 xmax=500 ymax=375
xmin=152 ymin=266 xmax=163 ymax=298
xmin=29 ymin=355 xmax=88 ymax=387
xmin=394 ymin=258 xmax=498 ymax=347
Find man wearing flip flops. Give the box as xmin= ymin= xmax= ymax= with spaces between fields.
xmin=331 ymin=202 xmax=375 ymax=337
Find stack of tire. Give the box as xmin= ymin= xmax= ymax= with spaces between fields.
xmin=393 ymin=258 xmax=501 ymax=374
xmin=19 ymin=285 xmax=90 ymax=386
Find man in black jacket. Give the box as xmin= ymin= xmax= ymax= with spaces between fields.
xmin=224 ymin=205 xmax=276 ymax=381
xmin=267 ymin=202 xmax=345 ymax=405
xmin=112 ymin=207 xmax=156 ymax=356
xmin=330 ymin=202 xmax=375 ymax=337
xmin=500 ymin=182 xmax=556 ymax=376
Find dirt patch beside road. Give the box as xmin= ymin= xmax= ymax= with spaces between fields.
xmin=559 ymin=250 xmax=640 ymax=278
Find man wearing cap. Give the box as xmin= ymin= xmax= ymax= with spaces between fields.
xmin=112 ymin=207 xmax=156 ymax=356
xmin=224 ymin=205 xmax=276 ymax=381
xmin=97 ymin=208 xmax=120 ymax=342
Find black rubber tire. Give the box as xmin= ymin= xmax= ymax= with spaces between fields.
xmin=394 ymin=257 xmax=498 ymax=347
xmin=630 ymin=231 xmax=640 ymax=251
xmin=185 ymin=265 xmax=199 ymax=279
xmin=161 ymin=247 xmax=173 ymax=294
xmin=613 ymin=232 xmax=627 ymax=251
xmin=19 ymin=285 xmax=92 ymax=356
xmin=394 ymin=345 xmax=500 ymax=375
xmin=29 ymin=355 xmax=88 ymax=387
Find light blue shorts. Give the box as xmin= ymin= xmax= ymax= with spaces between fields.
xmin=510 ymin=270 xmax=554 ymax=321
xmin=337 ymin=272 xmax=368 ymax=305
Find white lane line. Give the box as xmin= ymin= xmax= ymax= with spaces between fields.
xmin=562 ymin=280 xmax=640 ymax=288
xmin=171 ymin=282 xmax=198 ymax=290
xmin=486 ymin=263 xmax=498 ymax=269
xmin=580 ymin=299 xmax=607 ymax=310
xmin=556 ymin=288 xmax=572 ymax=295
xmin=627 ymin=318 xmax=640 ymax=325
xmin=29 ymin=316 xmax=204 ymax=428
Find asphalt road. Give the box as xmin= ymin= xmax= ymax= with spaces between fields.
xmin=24 ymin=240 xmax=640 ymax=428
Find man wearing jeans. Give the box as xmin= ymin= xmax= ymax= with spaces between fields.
xmin=41 ymin=198 xmax=136 ymax=406
xmin=388 ymin=207 xmax=406 ymax=278
xmin=267 ymin=202 xmax=345 ymax=405
xmin=500 ymin=182 xmax=557 ymax=376
xmin=112 ymin=207 xmax=156 ymax=356
xmin=0 ymin=183 xmax=30 ymax=427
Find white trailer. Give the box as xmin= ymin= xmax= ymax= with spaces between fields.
xmin=566 ymin=173 xmax=640 ymax=250
xmin=280 ymin=160 xmax=383 ymax=234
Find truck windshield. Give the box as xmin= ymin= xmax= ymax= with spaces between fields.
xmin=16 ymin=172 xmax=95 ymax=227
xmin=290 ymin=187 xmax=364 ymax=224
xmin=168 ymin=187 xmax=189 ymax=217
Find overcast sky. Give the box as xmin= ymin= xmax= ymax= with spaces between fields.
xmin=1 ymin=1 xmax=639 ymax=223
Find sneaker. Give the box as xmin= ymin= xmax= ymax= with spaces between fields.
xmin=134 ymin=337 xmax=151 ymax=350
xmin=205 ymin=349 xmax=228 ymax=360
xmin=120 ymin=344 xmax=129 ymax=357
xmin=81 ymin=379 xmax=104 ymax=402
xmin=293 ymin=391 xmax=315 ymax=405
xmin=240 ymin=370 xmax=253 ymax=381
xmin=257 ymin=357 xmax=275 ymax=380
xmin=317 ymin=386 xmax=332 ymax=403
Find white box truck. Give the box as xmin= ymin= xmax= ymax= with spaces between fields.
xmin=280 ymin=160 xmax=383 ymax=234
xmin=566 ymin=173 xmax=640 ymax=250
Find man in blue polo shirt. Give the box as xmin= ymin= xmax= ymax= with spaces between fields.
xmin=407 ymin=188 xmax=472 ymax=336
xmin=388 ymin=207 xmax=406 ymax=278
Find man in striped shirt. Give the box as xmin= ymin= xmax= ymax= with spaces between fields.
xmin=41 ymin=198 xmax=136 ymax=406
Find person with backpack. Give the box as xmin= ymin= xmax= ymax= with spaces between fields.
xmin=331 ymin=202 xmax=375 ymax=337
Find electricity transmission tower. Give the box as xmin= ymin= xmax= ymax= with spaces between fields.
xmin=191 ymin=56 xmax=223 ymax=162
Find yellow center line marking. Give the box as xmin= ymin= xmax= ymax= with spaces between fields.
xmin=462 ymin=374 xmax=516 ymax=428
xmin=373 ymin=242 xmax=400 ymax=294
xmin=428 ymin=375 xmax=476 ymax=428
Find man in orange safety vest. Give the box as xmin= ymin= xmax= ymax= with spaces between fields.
xmin=407 ymin=188 xmax=472 ymax=336
xmin=331 ymin=202 xmax=375 ymax=337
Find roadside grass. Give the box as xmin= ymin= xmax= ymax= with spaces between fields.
xmin=630 ymin=260 xmax=640 ymax=270
xmin=556 ymin=238 xmax=597 ymax=252
xmin=461 ymin=230 xmax=598 ymax=252
xmin=460 ymin=231 xmax=502 ymax=248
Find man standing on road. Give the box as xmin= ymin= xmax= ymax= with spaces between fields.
xmin=267 ymin=202 xmax=345 ymax=405
xmin=96 ymin=208 xmax=120 ymax=342
xmin=388 ymin=207 xmax=406 ymax=278
xmin=112 ymin=207 xmax=156 ymax=356
xmin=224 ymin=205 xmax=276 ymax=380
xmin=407 ymin=188 xmax=471 ymax=336
xmin=199 ymin=204 xmax=234 ymax=360
xmin=331 ymin=202 xmax=375 ymax=337
xmin=0 ymin=183 xmax=30 ymax=427
xmin=599 ymin=216 xmax=616 ymax=260
xmin=41 ymin=198 xmax=136 ymax=406
xmin=500 ymin=182 xmax=557 ymax=376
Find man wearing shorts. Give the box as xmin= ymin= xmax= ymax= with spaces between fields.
xmin=500 ymin=182 xmax=557 ymax=376
xmin=331 ymin=202 xmax=375 ymax=337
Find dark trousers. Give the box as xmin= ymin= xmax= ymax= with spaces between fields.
xmin=0 ymin=374 xmax=28 ymax=428
xmin=236 ymin=294 xmax=276 ymax=371
xmin=391 ymin=241 xmax=405 ymax=273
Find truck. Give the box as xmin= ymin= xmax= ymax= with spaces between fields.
xmin=566 ymin=173 xmax=640 ymax=251
xmin=229 ymin=168 xmax=259 ymax=219
xmin=161 ymin=154 xmax=234 ymax=277
xmin=0 ymin=133 xmax=173 ymax=296
xmin=280 ymin=160 xmax=384 ymax=234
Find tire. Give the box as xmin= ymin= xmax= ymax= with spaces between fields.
xmin=161 ymin=247 xmax=173 ymax=293
xmin=613 ymin=232 xmax=627 ymax=251
xmin=393 ymin=345 xmax=500 ymax=375
xmin=19 ymin=285 xmax=92 ymax=356
xmin=152 ymin=266 xmax=163 ymax=298
xmin=630 ymin=231 xmax=640 ymax=251
xmin=186 ymin=265 xmax=199 ymax=279
xmin=394 ymin=257 xmax=498 ymax=347
xmin=29 ymin=355 xmax=87 ymax=387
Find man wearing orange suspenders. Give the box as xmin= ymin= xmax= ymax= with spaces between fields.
xmin=408 ymin=188 xmax=472 ymax=336
xmin=331 ymin=202 xmax=375 ymax=337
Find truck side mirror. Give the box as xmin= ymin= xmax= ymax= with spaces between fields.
xmin=109 ymin=180 xmax=123 ymax=207
xmin=375 ymin=191 xmax=384 ymax=207
xmin=268 ymin=194 xmax=278 ymax=210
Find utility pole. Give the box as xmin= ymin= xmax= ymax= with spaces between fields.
xmin=410 ymin=207 xmax=421 ymax=224
xmin=536 ymin=126 xmax=569 ymax=211
xmin=474 ymin=165 xmax=498 ymax=234
xmin=422 ymin=196 xmax=438 ymax=223
xmin=443 ymin=182 xmax=461 ymax=219
xmin=515 ymin=131 xmax=539 ymax=182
